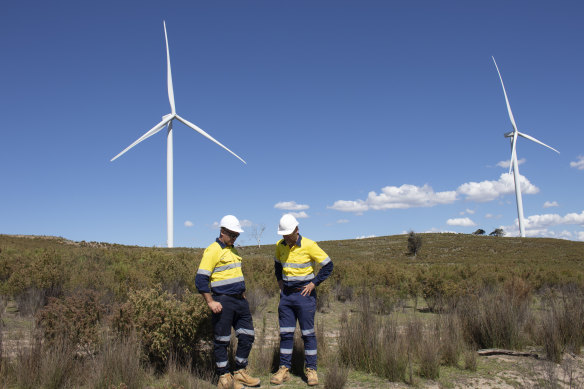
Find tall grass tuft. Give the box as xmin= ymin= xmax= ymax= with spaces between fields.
xmin=540 ymin=286 xmax=584 ymax=363
xmin=323 ymin=357 xmax=348 ymax=389
xmin=9 ymin=332 xmax=79 ymax=389
xmin=456 ymin=285 xmax=531 ymax=349
xmin=338 ymin=294 xmax=406 ymax=382
xmin=166 ymin=354 xmax=214 ymax=389
xmin=89 ymin=332 xmax=145 ymax=389
xmin=418 ymin=324 xmax=440 ymax=380
xmin=439 ymin=313 xmax=462 ymax=367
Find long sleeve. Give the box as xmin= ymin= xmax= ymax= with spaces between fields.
xmin=313 ymin=261 xmax=333 ymax=286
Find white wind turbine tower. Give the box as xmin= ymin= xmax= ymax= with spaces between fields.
xmin=111 ymin=22 xmax=246 ymax=248
xmin=492 ymin=56 xmax=559 ymax=237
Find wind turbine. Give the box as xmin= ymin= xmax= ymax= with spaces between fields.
xmin=492 ymin=56 xmax=559 ymax=237
xmin=111 ymin=22 xmax=246 ymax=248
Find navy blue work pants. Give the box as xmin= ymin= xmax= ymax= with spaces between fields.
xmin=211 ymin=295 xmax=255 ymax=375
xmin=278 ymin=289 xmax=317 ymax=370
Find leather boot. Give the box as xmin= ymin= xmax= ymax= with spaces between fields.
xmin=270 ymin=365 xmax=291 ymax=384
xmin=233 ymin=367 xmax=261 ymax=387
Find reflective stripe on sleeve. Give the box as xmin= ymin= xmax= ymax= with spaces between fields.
xmin=320 ymin=257 xmax=331 ymax=266
xmin=211 ymin=276 xmax=245 ymax=287
xmin=197 ymin=269 xmax=211 ymax=276
xmin=274 ymin=256 xmax=281 ymax=264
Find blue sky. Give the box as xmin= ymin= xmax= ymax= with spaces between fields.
xmin=1 ymin=1 xmax=583 ymax=248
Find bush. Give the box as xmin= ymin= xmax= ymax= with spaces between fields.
xmin=36 ymin=289 xmax=105 ymax=352
xmin=407 ymin=231 xmax=422 ymax=257
xmin=112 ymin=286 xmax=212 ymax=370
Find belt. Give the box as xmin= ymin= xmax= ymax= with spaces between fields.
xmin=213 ymin=293 xmax=245 ymax=299
xmin=283 ymin=287 xmax=303 ymax=294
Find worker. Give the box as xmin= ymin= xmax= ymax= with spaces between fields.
xmin=270 ymin=214 xmax=334 ymax=386
xmin=195 ymin=215 xmax=260 ymax=389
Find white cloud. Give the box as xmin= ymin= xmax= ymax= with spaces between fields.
xmin=497 ymin=158 xmax=525 ymax=168
xmin=570 ymin=156 xmax=584 ymax=170
xmin=184 ymin=220 xmax=194 ymax=227
xmin=558 ymin=230 xmax=573 ymax=239
xmin=524 ymin=211 xmax=584 ymax=229
xmin=543 ymin=201 xmax=559 ymax=208
xmin=328 ymin=184 xmax=457 ymax=213
xmin=446 ymin=217 xmax=476 ymax=227
xmin=240 ymin=219 xmax=253 ymax=228
xmin=457 ymin=173 xmax=538 ymax=202
xmin=274 ymin=201 xmax=310 ymax=211
xmin=336 ymin=219 xmax=349 ymax=224
xmin=289 ymin=211 xmax=309 ymax=219
xmin=578 ymin=231 xmax=584 ymax=241
xmin=356 ymin=235 xmax=376 ymax=239
xmin=502 ymin=210 xmax=584 ymax=238
xmin=329 ymin=173 xmax=541 ymax=214
xmin=212 ymin=221 xmax=220 ymax=229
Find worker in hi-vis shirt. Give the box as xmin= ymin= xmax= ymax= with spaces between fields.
xmin=270 ymin=214 xmax=333 ymax=387
xmin=195 ymin=215 xmax=260 ymax=389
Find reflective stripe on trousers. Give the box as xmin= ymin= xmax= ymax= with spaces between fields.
xmin=278 ymin=289 xmax=317 ymax=370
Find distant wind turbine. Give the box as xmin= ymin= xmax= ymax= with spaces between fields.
xmin=492 ymin=56 xmax=559 ymax=237
xmin=111 ymin=22 xmax=246 ymax=248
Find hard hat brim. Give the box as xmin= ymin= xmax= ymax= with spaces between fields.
xmin=277 ymin=227 xmax=296 ymax=235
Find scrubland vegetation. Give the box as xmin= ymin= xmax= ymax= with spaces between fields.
xmin=1 ymin=233 xmax=584 ymax=388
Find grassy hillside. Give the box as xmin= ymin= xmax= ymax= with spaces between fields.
xmin=1 ymin=233 xmax=584 ymax=388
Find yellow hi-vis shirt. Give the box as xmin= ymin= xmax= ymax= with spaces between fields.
xmin=195 ymin=239 xmax=245 ymax=295
xmin=274 ymin=235 xmax=332 ymax=288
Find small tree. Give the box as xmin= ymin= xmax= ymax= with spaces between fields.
xmin=473 ymin=229 xmax=485 ymax=235
xmin=407 ymin=231 xmax=423 ymax=257
xmin=489 ymin=228 xmax=505 ymax=237
xmin=250 ymin=224 xmax=266 ymax=248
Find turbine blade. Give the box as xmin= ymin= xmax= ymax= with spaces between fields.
xmin=517 ymin=131 xmax=560 ymax=154
xmin=111 ymin=116 xmax=173 ymax=161
xmin=175 ymin=114 xmax=247 ymax=164
xmin=492 ymin=57 xmax=518 ymax=132
xmin=164 ymin=21 xmax=176 ymax=115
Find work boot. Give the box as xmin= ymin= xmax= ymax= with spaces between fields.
xmin=233 ymin=367 xmax=261 ymax=387
xmin=217 ymin=372 xmax=243 ymax=389
xmin=305 ymin=368 xmax=318 ymax=386
xmin=270 ymin=365 xmax=291 ymax=385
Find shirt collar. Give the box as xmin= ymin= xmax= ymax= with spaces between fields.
xmin=216 ymin=237 xmax=229 ymax=249
xmin=281 ymin=234 xmax=302 ymax=248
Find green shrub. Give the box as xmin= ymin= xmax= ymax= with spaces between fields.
xmin=112 ymin=286 xmax=212 ymax=370
xmin=37 ymin=289 xmax=105 ymax=351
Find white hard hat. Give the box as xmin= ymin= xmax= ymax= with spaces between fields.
xmin=220 ymin=215 xmax=244 ymax=233
xmin=278 ymin=214 xmax=299 ymax=235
